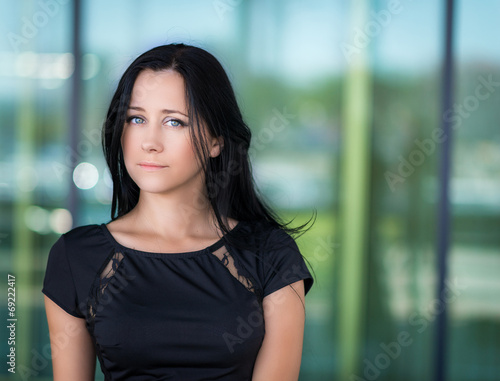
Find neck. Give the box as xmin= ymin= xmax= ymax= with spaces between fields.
xmin=127 ymin=188 xmax=219 ymax=238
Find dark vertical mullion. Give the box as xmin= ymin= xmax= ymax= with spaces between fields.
xmin=69 ymin=0 xmax=81 ymax=226
xmin=435 ymin=0 xmax=455 ymax=381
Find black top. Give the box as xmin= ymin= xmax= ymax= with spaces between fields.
xmin=42 ymin=220 xmax=313 ymax=381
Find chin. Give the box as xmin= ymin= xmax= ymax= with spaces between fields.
xmin=131 ymin=179 xmax=173 ymax=193
xmin=131 ymin=174 xmax=204 ymax=197
xmin=134 ymin=180 xmax=197 ymax=196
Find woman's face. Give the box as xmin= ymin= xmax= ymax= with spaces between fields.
xmin=121 ymin=69 xmax=219 ymax=197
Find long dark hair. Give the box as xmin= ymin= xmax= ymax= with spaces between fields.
xmin=102 ymin=43 xmax=313 ymax=237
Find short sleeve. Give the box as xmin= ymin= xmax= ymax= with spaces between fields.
xmin=42 ymin=235 xmax=84 ymax=318
xmin=261 ymin=229 xmax=313 ymax=297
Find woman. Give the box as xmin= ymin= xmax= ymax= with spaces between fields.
xmin=43 ymin=43 xmax=313 ymax=380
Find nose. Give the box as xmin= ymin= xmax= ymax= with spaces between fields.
xmin=141 ymin=127 xmax=164 ymax=153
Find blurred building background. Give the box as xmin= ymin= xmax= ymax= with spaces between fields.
xmin=0 ymin=0 xmax=499 ymax=380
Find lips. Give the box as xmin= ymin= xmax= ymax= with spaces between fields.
xmin=138 ymin=162 xmax=168 ymax=171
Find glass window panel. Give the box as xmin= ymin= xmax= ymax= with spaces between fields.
xmin=448 ymin=1 xmax=500 ymax=380
xmin=365 ymin=1 xmax=442 ymax=380
xmin=0 ymin=1 xmax=72 ymax=379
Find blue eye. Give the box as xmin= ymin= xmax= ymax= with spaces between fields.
xmin=128 ymin=116 xmax=145 ymax=125
xmin=166 ymin=119 xmax=184 ymax=128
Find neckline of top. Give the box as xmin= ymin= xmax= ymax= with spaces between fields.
xmin=99 ymin=221 xmax=243 ymax=258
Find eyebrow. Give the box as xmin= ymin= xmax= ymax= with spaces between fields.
xmin=128 ymin=106 xmax=188 ymax=118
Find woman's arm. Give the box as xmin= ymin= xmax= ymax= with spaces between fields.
xmin=44 ymin=295 xmax=96 ymax=381
xmin=252 ymin=280 xmax=306 ymax=381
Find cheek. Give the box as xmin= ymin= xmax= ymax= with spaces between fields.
xmin=121 ymin=128 xmax=137 ymax=155
xmin=120 ymin=130 xmax=138 ymax=171
xmin=170 ymin=133 xmax=199 ymax=163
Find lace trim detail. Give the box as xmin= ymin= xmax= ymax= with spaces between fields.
xmin=86 ymin=251 xmax=125 ymax=381
xmin=211 ymin=245 xmax=256 ymax=294
xmin=88 ymin=252 xmax=124 ymax=319
xmin=99 ymin=252 xmax=124 ymax=294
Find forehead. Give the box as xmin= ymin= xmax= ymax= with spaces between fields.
xmin=130 ymin=69 xmax=186 ymax=111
